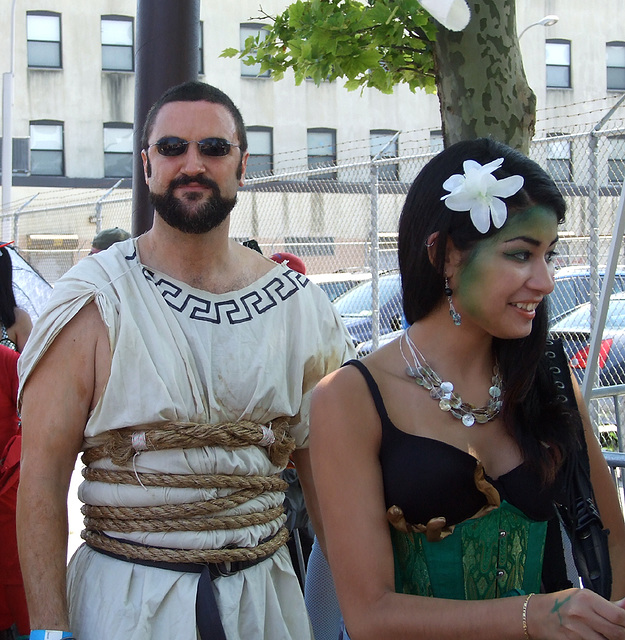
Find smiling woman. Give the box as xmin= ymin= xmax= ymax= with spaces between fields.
xmin=306 ymin=138 xmax=625 ymax=640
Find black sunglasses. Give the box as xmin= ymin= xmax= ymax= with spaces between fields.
xmin=148 ymin=137 xmax=241 ymax=157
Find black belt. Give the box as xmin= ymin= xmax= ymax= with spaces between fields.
xmin=88 ymin=536 xmax=278 ymax=640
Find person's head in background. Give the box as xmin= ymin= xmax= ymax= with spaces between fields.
xmin=0 ymin=242 xmax=17 ymax=329
xmin=89 ymin=227 xmax=131 ymax=255
xmin=270 ymin=252 xmax=306 ymax=275
xmin=0 ymin=241 xmax=33 ymax=351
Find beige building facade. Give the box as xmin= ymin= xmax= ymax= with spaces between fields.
xmin=0 ymin=0 xmax=622 ymax=199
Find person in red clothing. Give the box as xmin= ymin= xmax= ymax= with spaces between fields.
xmin=0 ymin=344 xmax=28 ymax=640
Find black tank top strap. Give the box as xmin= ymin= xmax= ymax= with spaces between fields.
xmin=342 ymin=359 xmax=391 ymax=424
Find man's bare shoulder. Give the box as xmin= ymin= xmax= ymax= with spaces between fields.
xmin=224 ymin=241 xmax=278 ymax=290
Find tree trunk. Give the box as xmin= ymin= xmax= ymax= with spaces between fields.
xmin=433 ymin=0 xmax=536 ymax=153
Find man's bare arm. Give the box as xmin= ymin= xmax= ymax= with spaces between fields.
xmin=17 ymin=302 xmax=109 ymax=630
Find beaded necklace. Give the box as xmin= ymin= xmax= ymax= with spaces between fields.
xmin=400 ymin=329 xmax=503 ymax=427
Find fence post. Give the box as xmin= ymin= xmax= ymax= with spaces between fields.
xmin=582 ymin=96 xmax=625 ymax=436
xmin=12 ymin=193 xmax=38 ymax=250
xmin=368 ymin=132 xmax=401 ymax=352
xmin=94 ymin=179 xmax=124 ymax=235
xmin=369 ymin=161 xmax=380 ymax=352
xmin=586 ymin=130 xmax=601 ymax=429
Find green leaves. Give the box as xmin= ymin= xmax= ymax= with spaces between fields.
xmin=220 ymin=0 xmax=438 ymax=94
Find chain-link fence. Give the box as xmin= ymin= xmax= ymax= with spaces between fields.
xmin=3 ymin=108 xmax=625 ymax=445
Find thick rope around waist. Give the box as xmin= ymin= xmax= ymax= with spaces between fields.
xmin=80 ymin=419 xmax=295 ymax=564
xmin=82 ymin=418 xmax=295 ymax=469
xmin=82 ymin=526 xmax=291 ymax=565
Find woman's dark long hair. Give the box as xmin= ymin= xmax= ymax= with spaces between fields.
xmin=398 ymin=138 xmax=579 ymax=483
xmin=0 ymin=246 xmax=17 ymax=329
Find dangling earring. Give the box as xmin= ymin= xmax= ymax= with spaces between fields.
xmin=444 ymin=277 xmax=462 ymax=326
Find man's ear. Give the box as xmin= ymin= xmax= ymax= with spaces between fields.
xmin=141 ymin=149 xmax=151 ymax=183
xmin=238 ymin=151 xmax=250 ymax=186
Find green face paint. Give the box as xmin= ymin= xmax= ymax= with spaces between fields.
xmin=452 ymin=206 xmax=559 ymax=339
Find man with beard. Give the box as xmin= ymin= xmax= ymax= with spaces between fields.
xmin=16 ymin=82 xmax=354 ymax=640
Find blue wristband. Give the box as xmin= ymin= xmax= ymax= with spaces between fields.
xmin=29 ymin=631 xmax=74 ymax=640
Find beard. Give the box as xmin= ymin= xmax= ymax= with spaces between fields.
xmin=149 ymin=174 xmax=237 ymax=234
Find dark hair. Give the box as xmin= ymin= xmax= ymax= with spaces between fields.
xmin=0 ymin=247 xmax=16 ymax=329
xmin=398 ymin=138 xmax=576 ymax=482
xmin=141 ymin=81 xmax=248 ymax=153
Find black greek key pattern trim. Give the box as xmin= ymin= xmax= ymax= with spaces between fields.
xmin=140 ymin=265 xmax=309 ymax=325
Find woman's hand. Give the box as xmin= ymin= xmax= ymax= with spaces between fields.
xmin=529 ymin=589 xmax=625 ymax=639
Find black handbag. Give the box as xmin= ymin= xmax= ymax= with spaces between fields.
xmin=547 ymin=339 xmax=613 ymax=599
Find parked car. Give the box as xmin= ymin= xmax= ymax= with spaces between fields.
xmin=356 ymin=328 xmax=402 ymax=358
xmin=550 ymin=266 xmax=625 ymax=325
xmin=356 ymin=266 xmax=625 ymax=358
xmin=334 ymin=272 xmax=403 ymax=346
xmin=308 ymin=271 xmax=372 ymax=302
xmin=550 ymin=291 xmax=625 ymax=387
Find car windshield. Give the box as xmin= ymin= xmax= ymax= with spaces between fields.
xmin=317 ymin=281 xmax=358 ymax=301
xmin=334 ymin=275 xmax=400 ymax=317
xmin=551 ymin=295 xmax=625 ymax=332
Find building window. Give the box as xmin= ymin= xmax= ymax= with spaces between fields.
xmin=546 ymin=135 xmax=571 ymax=182
xmin=30 ymin=121 xmax=64 ymax=176
xmin=101 ymin=16 xmax=134 ymax=71
xmin=307 ymin=128 xmax=336 ymax=180
xmin=104 ymin=123 xmax=133 ymax=178
xmin=608 ymin=136 xmax=625 ymax=184
xmin=27 ymin=11 xmax=61 ymax=68
xmin=429 ymin=130 xmax=444 ymax=154
xmin=607 ymin=42 xmax=625 ymax=91
xmin=370 ymin=130 xmax=399 ymax=181
xmin=546 ymin=40 xmax=571 ymax=88
xmin=198 ymin=21 xmax=204 ymax=75
xmin=240 ymin=24 xmax=270 ymax=78
xmin=0 ymin=138 xmax=30 ymax=174
xmin=246 ymin=127 xmax=273 ymax=177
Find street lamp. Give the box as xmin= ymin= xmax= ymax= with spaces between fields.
xmin=518 ymin=14 xmax=559 ymax=39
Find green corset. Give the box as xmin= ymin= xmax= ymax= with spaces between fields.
xmin=391 ymin=501 xmax=547 ymax=599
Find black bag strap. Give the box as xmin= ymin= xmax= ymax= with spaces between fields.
xmin=546 ymin=338 xmax=613 ymax=598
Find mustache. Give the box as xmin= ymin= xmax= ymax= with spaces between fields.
xmin=169 ymin=174 xmax=220 ymax=191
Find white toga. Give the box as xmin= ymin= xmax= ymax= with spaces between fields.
xmin=18 ymin=238 xmax=355 ymax=640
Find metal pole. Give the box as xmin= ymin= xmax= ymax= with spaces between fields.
xmin=132 ymin=0 xmax=200 ymax=237
xmin=12 ymin=193 xmax=38 ymax=251
xmin=581 ymin=95 xmax=625 ymax=431
xmin=586 ymin=131 xmax=601 ymax=429
xmin=1 ymin=0 xmax=17 ymax=225
xmin=370 ymin=162 xmax=380 ymax=352
xmin=581 ymin=176 xmax=625 ymax=414
xmin=95 ymin=178 xmax=123 ymax=235
xmin=369 ymin=132 xmax=400 ymax=352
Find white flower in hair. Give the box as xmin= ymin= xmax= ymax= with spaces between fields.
xmin=440 ymin=158 xmax=524 ymax=234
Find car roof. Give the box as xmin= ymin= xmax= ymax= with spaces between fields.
xmin=554 ymin=265 xmax=625 ymax=277
xmin=308 ymin=271 xmax=372 ymax=284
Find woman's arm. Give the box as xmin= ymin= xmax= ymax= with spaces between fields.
xmin=11 ymin=307 xmax=32 ymax=352
xmin=309 ymin=365 xmax=625 ymax=639
xmin=572 ymin=376 xmax=625 ymax=600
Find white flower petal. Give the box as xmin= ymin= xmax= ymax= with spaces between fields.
xmin=462 ymin=159 xmax=483 ymax=174
xmin=490 ymin=175 xmax=524 ymax=198
xmin=442 ymin=192 xmax=476 ymax=211
xmin=470 ymin=202 xmax=492 ymax=233
xmin=442 ymin=174 xmax=465 ymax=193
xmin=439 ymin=157 xmax=522 ymax=234
xmin=481 ymin=158 xmax=505 ymax=174
xmin=490 ymin=198 xmax=508 ymax=228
